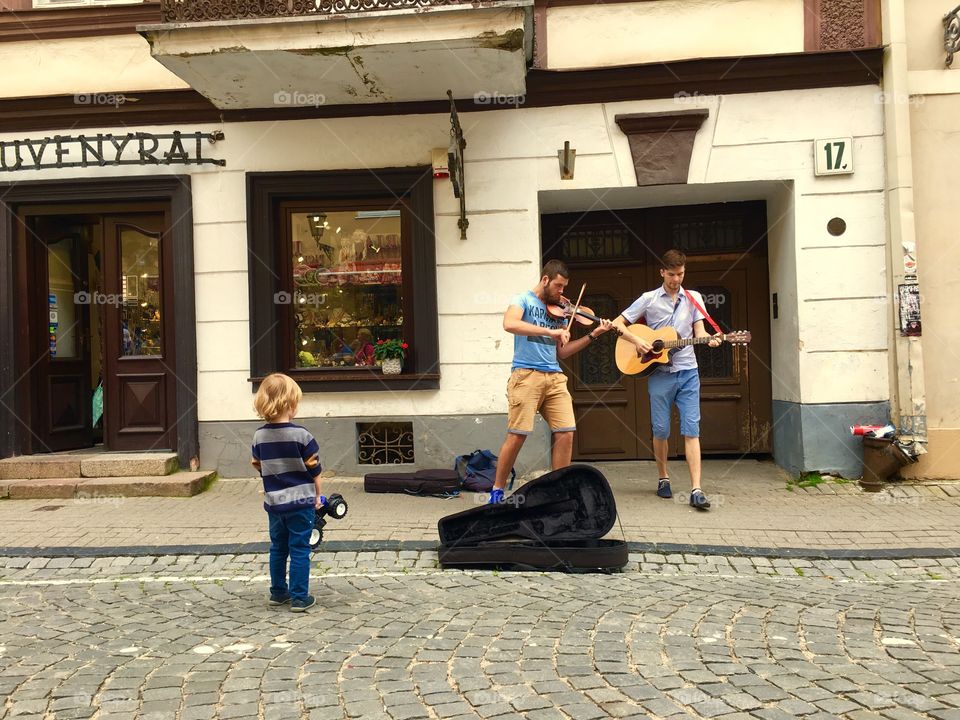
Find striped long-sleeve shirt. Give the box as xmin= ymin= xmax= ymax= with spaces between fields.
xmin=251 ymin=423 xmax=322 ymax=514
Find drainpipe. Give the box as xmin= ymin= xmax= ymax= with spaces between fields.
xmin=881 ymin=0 xmax=927 ymax=445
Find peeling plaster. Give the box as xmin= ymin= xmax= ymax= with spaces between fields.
xmin=476 ymin=28 xmax=524 ymax=52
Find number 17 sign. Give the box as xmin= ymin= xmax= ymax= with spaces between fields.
xmin=814 ymin=137 xmax=854 ymax=176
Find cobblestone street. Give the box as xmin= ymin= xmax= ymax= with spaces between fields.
xmin=3 ymin=554 xmax=960 ymax=720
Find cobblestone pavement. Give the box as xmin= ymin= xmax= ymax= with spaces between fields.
xmin=2 ymin=461 xmax=960 ymax=552
xmin=3 ymin=553 xmax=960 ymax=720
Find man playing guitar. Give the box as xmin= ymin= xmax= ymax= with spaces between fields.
xmin=613 ymin=249 xmax=721 ymax=510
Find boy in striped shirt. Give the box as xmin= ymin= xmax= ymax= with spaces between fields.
xmin=251 ymin=373 xmax=323 ymax=612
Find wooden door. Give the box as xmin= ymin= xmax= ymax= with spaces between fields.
xmin=102 ymin=214 xmax=177 ymax=451
xmin=673 ymin=264 xmax=752 ymax=455
xmin=563 ymin=269 xmax=644 ymax=459
xmin=31 ymin=226 xmax=93 ymax=452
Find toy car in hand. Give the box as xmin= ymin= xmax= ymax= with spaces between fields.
xmin=310 ymin=493 xmax=348 ymax=550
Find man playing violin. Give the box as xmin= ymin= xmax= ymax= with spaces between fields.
xmin=488 ymin=259 xmax=614 ymax=504
xmin=612 ymin=249 xmax=721 ymax=511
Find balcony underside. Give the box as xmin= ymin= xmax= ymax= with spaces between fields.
xmin=140 ymin=3 xmax=532 ymax=109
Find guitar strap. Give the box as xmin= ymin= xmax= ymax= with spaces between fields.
xmin=683 ymin=288 xmax=723 ymax=335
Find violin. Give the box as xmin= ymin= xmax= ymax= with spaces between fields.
xmin=546 ymin=296 xmax=624 ymax=336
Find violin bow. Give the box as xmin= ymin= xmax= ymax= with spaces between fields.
xmin=566 ymin=284 xmax=586 ymax=331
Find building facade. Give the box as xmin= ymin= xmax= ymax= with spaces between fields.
xmin=1 ymin=0 xmax=926 ymax=481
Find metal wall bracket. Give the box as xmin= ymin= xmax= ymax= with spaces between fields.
xmin=946 ymin=4 xmax=960 ymax=67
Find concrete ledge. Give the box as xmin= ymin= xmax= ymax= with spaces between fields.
xmin=7 ymin=478 xmax=85 ymax=499
xmin=3 ymin=471 xmax=213 ymax=499
xmin=0 ymin=456 xmax=82 ymax=480
xmin=80 ymin=471 xmax=213 ymax=497
xmin=0 ymin=481 xmax=8 ymax=498
xmin=80 ymin=453 xmax=178 ymax=478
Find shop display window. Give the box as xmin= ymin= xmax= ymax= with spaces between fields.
xmin=287 ymin=207 xmax=406 ymax=370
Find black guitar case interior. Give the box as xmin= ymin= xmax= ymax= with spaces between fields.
xmin=437 ymin=464 xmax=628 ymax=573
xmin=364 ymin=468 xmax=460 ymax=497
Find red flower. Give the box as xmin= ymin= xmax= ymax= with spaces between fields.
xmin=377 ymin=340 xmax=383 ymax=344
xmin=401 ymin=342 xmax=409 ymax=349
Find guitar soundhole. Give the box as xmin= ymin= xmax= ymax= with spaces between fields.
xmin=652 ymin=340 xmax=664 ymax=352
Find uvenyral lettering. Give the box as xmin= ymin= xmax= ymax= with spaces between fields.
xmin=137 ymin=133 xmax=160 ymax=164
xmin=79 ymin=135 xmax=104 ymax=166
xmin=0 ymin=131 xmax=226 ymax=172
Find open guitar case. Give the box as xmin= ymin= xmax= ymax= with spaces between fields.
xmin=437 ymin=464 xmax=628 ymax=573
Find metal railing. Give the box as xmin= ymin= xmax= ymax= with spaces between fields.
xmin=160 ymin=0 xmax=475 ymax=23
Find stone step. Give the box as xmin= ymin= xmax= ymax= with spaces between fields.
xmin=0 ymin=471 xmax=215 ymax=500
xmin=0 ymin=452 xmax=178 ymax=480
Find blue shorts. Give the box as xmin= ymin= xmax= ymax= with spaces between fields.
xmin=648 ymin=368 xmax=701 ymax=439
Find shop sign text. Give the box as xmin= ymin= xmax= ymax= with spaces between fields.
xmin=0 ymin=131 xmax=226 ymax=172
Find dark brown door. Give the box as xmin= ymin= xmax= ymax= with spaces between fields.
xmin=32 ymin=227 xmax=93 ymax=452
xmin=563 ymin=269 xmax=648 ymax=459
xmin=102 ymin=214 xmax=177 ymax=451
xmin=676 ymin=263 xmax=752 ymax=455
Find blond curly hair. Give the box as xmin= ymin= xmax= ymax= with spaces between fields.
xmin=254 ymin=373 xmax=302 ymax=422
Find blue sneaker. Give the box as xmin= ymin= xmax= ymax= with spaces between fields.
xmin=656 ymin=479 xmax=672 ymax=499
xmin=690 ymin=489 xmax=711 ymax=510
xmin=268 ymin=591 xmax=291 ymax=606
xmin=290 ymin=595 xmax=316 ymax=612
xmin=488 ymin=488 xmax=505 ymax=504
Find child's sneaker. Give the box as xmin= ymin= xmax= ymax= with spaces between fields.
xmin=268 ymin=591 xmax=291 ymax=606
xmin=488 ymin=488 xmax=505 ymax=504
xmin=290 ymin=595 xmax=316 ymax=612
xmin=656 ymin=479 xmax=672 ymax=499
xmin=689 ymin=489 xmax=711 ymax=510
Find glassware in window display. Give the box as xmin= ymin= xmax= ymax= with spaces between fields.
xmin=290 ymin=209 xmax=403 ymax=369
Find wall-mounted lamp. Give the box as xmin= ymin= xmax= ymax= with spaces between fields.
xmin=307 ymin=212 xmax=328 ymax=242
xmin=558 ymin=140 xmax=576 ymax=180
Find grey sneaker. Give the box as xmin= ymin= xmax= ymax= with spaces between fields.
xmin=290 ymin=595 xmax=316 ymax=612
xmin=690 ymin=489 xmax=711 ymax=510
xmin=268 ymin=592 xmax=291 ymax=606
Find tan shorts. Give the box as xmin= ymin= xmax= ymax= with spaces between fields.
xmin=506 ymin=368 xmax=576 ymax=435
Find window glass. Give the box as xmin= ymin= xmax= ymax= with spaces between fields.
xmin=290 ymin=210 xmax=403 ymax=369
xmin=120 ymin=228 xmax=162 ymax=357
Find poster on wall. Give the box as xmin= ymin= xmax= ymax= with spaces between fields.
xmin=898 ymin=283 xmax=921 ymax=336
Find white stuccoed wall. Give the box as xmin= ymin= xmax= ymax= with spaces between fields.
xmin=545 ymin=0 xmax=804 ymax=69
xmin=0 ymin=35 xmax=188 ymax=98
xmin=0 ymin=84 xmax=888 ymax=423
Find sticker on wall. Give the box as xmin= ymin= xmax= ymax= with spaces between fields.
xmin=813 ymin=137 xmax=854 ymax=176
xmin=898 ymin=283 xmax=921 ymax=337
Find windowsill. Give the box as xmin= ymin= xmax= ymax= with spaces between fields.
xmin=249 ymin=370 xmax=440 ymax=392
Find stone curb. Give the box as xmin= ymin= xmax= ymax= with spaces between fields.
xmin=1 ymin=540 xmax=959 ymax=560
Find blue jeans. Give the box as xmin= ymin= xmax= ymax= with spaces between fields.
xmin=267 ymin=505 xmax=314 ymax=601
xmin=648 ymin=368 xmax=701 ymax=439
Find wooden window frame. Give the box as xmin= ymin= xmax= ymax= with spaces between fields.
xmin=247 ymin=168 xmax=439 ymax=392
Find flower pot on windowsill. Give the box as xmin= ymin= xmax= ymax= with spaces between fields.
xmin=380 ymin=358 xmax=403 ymax=375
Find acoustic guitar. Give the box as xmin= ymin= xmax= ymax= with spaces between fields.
xmin=615 ymin=324 xmax=752 ymax=377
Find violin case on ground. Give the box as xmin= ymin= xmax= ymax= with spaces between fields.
xmin=437 ymin=464 xmax=628 ymax=572
xmin=364 ymin=468 xmax=460 ymax=497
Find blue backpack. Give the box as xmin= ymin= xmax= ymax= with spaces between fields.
xmin=454 ymin=449 xmax=516 ymax=493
